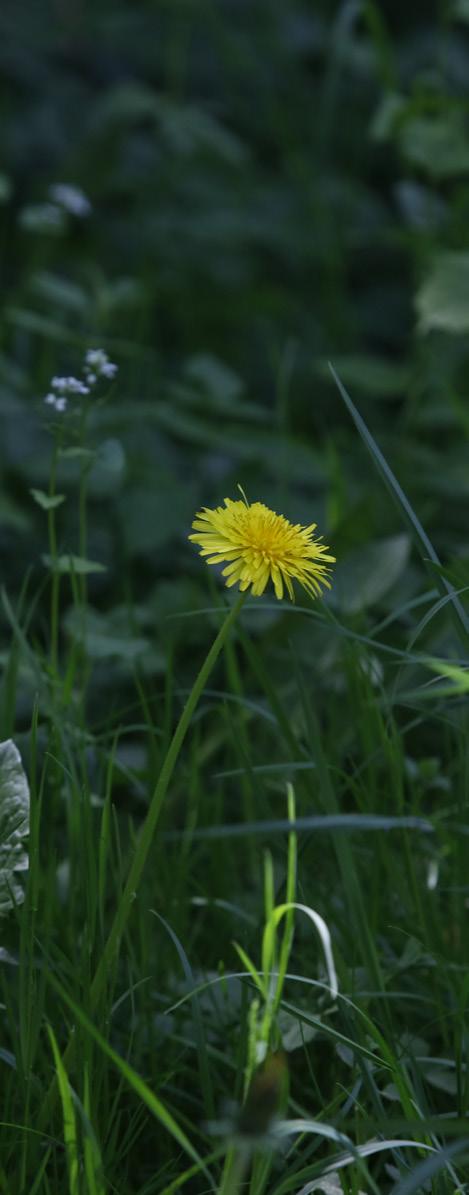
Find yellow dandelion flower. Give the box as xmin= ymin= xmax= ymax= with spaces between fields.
xmin=189 ymin=496 xmax=335 ymax=602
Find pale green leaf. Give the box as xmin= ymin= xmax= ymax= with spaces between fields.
xmin=0 ymin=740 xmax=30 ymax=916
xmin=42 ymin=554 xmax=107 ymax=575
xmin=59 ymin=447 xmax=96 ymax=461
xmin=64 ymin=605 xmax=150 ymax=661
xmin=399 ymin=112 xmax=469 ymax=178
xmin=416 ymin=252 xmax=469 ymax=335
xmin=30 ymin=489 xmax=66 ymax=511
xmin=315 ymin=354 xmax=410 ymax=399
xmin=332 ymin=535 xmax=410 ymax=614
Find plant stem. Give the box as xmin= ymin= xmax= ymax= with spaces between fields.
xmin=40 ymin=590 xmax=246 ymax=1119
xmin=48 ymin=440 xmax=60 ymax=674
xmin=78 ymin=407 xmax=90 ymax=609
xmin=218 ymin=1146 xmax=249 ymax=1195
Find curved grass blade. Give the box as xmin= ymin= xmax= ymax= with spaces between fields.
xmin=328 ymin=362 xmax=469 ymax=648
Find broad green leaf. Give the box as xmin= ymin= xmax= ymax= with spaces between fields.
xmin=30 ymin=488 xmax=66 ymax=511
xmin=65 ymin=605 xmax=150 ymax=662
xmin=315 ymin=354 xmax=410 ymax=399
xmin=332 ymin=535 xmax=410 ymax=614
xmin=153 ymin=405 xmax=327 ymax=483
xmin=59 ymin=447 xmax=96 ymax=461
xmin=0 ymin=740 xmax=30 ymax=916
xmin=120 ymin=480 xmax=198 ymax=554
xmin=184 ymin=353 xmax=243 ymax=403
xmin=369 ymin=91 xmax=406 ymax=141
xmin=6 ymin=307 xmax=82 ymax=343
xmin=88 ymin=439 xmax=126 ymax=498
xmin=416 ymin=252 xmax=469 ymax=335
xmin=399 ymin=112 xmax=469 ymax=178
xmin=42 ymin=554 xmax=107 ymax=575
xmin=29 ymin=271 xmax=87 ymax=314
xmin=454 ymin=0 xmax=469 ymax=18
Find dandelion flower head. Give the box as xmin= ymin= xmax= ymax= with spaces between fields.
xmin=189 ymin=495 xmax=335 ymax=601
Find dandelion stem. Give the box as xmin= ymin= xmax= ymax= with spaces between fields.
xmin=93 ymin=592 xmax=245 ymax=995
xmin=40 ymin=590 xmax=246 ymax=1120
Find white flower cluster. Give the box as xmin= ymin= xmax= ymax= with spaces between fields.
xmin=84 ymin=348 xmax=118 ymax=386
xmin=43 ymin=350 xmax=117 ymax=413
xmin=49 ymin=183 xmax=91 ymax=218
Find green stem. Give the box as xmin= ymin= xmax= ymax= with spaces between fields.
xmin=218 ymin=1146 xmax=249 ymax=1195
xmin=78 ymin=469 xmax=88 ymax=602
xmin=92 ymin=591 xmax=245 ymax=1002
xmin=48 ymin=441 xmax=60 ymax=674
xmin=40 ymin=591 xmax=246 ymax=1121
xmin=78 ymin=407 xmax=90 ymax=610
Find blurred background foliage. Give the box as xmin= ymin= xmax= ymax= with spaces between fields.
xmin=3 ymin=5 xmax=469 ymax=1190
xmin=1 ymin=0 xmax=469 ymax=707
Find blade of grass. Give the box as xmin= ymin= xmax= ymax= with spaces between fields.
xmin=328 ymin=362 xmax=469 ymax=649
xmin=46 ymin=1026 xmax=80 ymax=1195
xmin=39 ymin=592 xmax=245 ymax=1125
xmin=45 ymin=970 xmax=215 ymax=1189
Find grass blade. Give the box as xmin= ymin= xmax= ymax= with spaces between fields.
xmin=46 ymin=971 xmax=215 ymax=1189
xmin=329 ymin=362 xmax=469 ymax=648
xmin=46 ymin=1026 xmax=80 ymax=1195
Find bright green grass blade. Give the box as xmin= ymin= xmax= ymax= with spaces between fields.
xmin=329 ymin=362 xmax=469 ymax=648
xmin=46 ymin=1025 xmax=80 ymax=1195
xmin=273 ymin=785 xmax=297 ymax=1013
xmin=83 ymin=1065 xmax=106 ymax=1195
xmin=232 ymin=943 xmax=265 ymax=997
xmin=45 ymin=971 xmax=215 ymax=1189
xmin=264 ymin=903 xmax=338 ymax=1001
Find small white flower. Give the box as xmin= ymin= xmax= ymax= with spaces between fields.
xmin=84 ymin=349 xmax=118 ymax=382
xmin=101 ymin=361 xmax=117 ymax=379
xmin=43 ymin=349 xmax=117 ymax=419
xmin=49 ymin=183 xmax=91 ymax=218
xmin=51 ymin=376 xmax=89 ymax=396
xmin=85 ymin=349 xmax=104 ymax=368
xmin=44 ymin=393 xmax=67 ymax=412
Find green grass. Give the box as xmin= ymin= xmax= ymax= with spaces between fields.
xmin=2 ymin=1 xmax=469 ymax=1191
xmin=3 ymin=459 xmax=469 ymax=1191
